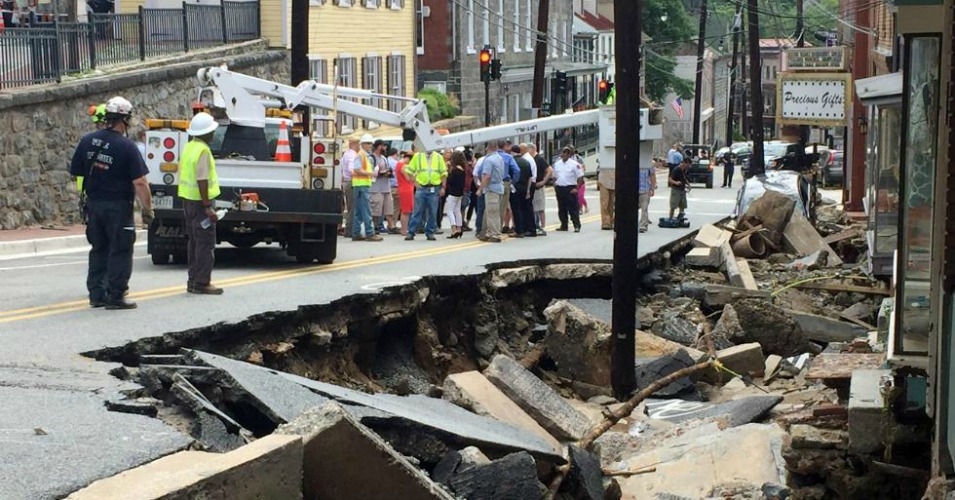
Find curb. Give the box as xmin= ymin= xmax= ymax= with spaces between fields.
xmin=0 ymin=230 xmax=148 ymax=261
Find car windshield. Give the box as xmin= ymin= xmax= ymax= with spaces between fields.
xmin=765 ymin=144 xmax=790 ymax=157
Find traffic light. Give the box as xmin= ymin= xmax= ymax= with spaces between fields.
xmin=479 ymin=48 xmax=492 ymax=83
xmin=598 ymin=80 xmax=615 ymax=104
xmin=490 ymin=59 xmax=502 ymax=81
xmin=555 ymin=71 xmax=568 ymax=93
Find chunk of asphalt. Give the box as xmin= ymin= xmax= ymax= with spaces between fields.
xmin=276 ymin=401 xmax=455 ymax=500
xmin=565 ymin=445 xmax=604 ymax=500
xmin=634 ymin=349 xmax=696 ymax=398
xmin=449 ymin=451 xmax=544 ymax=500
xmin=484 ymin=354 xmax=592 ymax=441
xmin=644 ymin=395 xmax=783 ymax=427
xmin=186 ymin=350 xmax=565 ymax=464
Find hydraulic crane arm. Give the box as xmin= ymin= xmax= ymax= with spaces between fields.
xmin=196 ymin=66 xmax=600 ymax=152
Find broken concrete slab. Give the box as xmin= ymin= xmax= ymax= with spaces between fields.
xmin=67 ymin=434 xmax=303 ymax=500
xmin=788 ymin=310 xmax=869 ymax=343
xmin=644 ymin=395 xmax=783 ymax=427
xmin=187 ymin=350 xmax=565 ymax=464
xmin=276 ymin=402 xmax=454 ymax=500
xmin=614 ymin=423 xmax=789 ymax=499
xmin=730 ymin=299 xmax=807 ymax=357
xmin=659 ymin=316 xmax=699 ymax=346
xmin=764 ymin=355 xmax=783 ymax=382
xmin=543 ymin=300 xmax=613 ymax=386
xmin=735 ymin=258 xmax=759 ymax=291
xmin=442 ymin=371 xmax=562 ymax=455
xmin=849 ymin=369 xmax=891 ymax=454
xmin=449 ymin=451 xmax=544 ymax=500
xmin=782 ymin=212 xmax=843 ymax=267
xmin=790 ymin=424 xmax=847 ymax=450
xmin=634 ymin=349 xmax=696 ymax=397
xmin=685 ymin=247 xmax=722 ymax=267
xmin=432 ymin=447 xmax=492 ymax=485
xmin=485 ymin=354 xmax=592 ymax=441
xmin=565 ymin=445 xmax=604 ymax=500
xmin=680 ymin=283 xmax=772 ymax=309
xmin=719 ymin=242 xmax=747 ymax=289
xmin=699 ymin=342 xmax=765 ymax=384
xmin=694 ymin=224 xmax=733 ymax=249
xmin=709 ymin=304 xmax=742 ymax=350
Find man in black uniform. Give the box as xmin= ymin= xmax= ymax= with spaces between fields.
xmin=70 ymin=96 xmax=153 ymax=310
xmin=509 ymin=145 xmax=535 ymax=237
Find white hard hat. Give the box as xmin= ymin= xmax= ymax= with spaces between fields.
xmin=187 ymin=112 xmax=219 ymax=136
xmin=360 ymin=133 xmax=375 ymax=143
xmin=105 ymin=96 xmax=133 ymax=116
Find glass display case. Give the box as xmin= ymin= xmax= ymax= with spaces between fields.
xmin=894 ymin=34 xmax=942 ymax=359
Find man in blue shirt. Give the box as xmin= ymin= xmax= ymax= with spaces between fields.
xmin=496 ymin=139 xmax=520 ymax=233
xmin=666 ymin=143 xmax=684 ymax=174
xmin=479 ymin=142 xmax=506 ymax=242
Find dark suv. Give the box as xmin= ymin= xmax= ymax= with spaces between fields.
xmin=680 ymin=144 xmax=715 ymax=188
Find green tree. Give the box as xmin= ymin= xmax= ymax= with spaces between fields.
xmin=417 ymin=89 xmax=459 ymax=120
xmin=642 ymin=0 xmax=697 ymax=103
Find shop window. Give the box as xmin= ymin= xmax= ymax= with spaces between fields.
xmin=895 ymin=34 xmax=942 ymax=357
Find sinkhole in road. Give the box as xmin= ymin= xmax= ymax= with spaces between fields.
xmin=86 ymin=259 xmax=649 ymax=439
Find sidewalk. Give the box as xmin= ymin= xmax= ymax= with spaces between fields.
xmin=0 ymin=224 xmax=147 ymax=260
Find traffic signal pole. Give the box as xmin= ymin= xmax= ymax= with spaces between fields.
xmin=480 ymin=46 xmax=492 ymax=126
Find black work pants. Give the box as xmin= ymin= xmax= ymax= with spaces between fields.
xmin=722 ymin=164 xmax=735 ymax=187
xmin=183 ymin=200 xmax=217 ymax=287
xmin=85 ymin=199 xmax=136 ymax=302
xmin=555 ymin=185 xmax=581 ymax=229
xmin=509 ymin=184 xmax=535 ymax=234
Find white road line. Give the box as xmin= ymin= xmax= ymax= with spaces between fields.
xmin=0 ymin=255 xmax=149 ymax=272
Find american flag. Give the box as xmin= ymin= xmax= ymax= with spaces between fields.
xmin=671 ymin=97 xmax=685 ymax=119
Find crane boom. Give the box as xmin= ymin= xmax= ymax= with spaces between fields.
xmin=196 ymin=66 xmax=600 ymax=152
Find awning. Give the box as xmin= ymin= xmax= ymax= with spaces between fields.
xmin=500 ymin=62 xmax=608 ymax=84
xmin=855 ymin=72 xmax=903 ymax=105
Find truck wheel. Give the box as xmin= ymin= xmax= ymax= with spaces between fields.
xmin=706 ymin=175 xmax=713 ymax=189
xmin=172 ymin=253 xmax=187 ymax=265
xmin=151 ymin=252 xmax=170 ymax=265
xmin=295 ymin=253 xmax=315 ymax=264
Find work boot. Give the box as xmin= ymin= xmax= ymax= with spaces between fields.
xmin=89 ymin=299 xmax=106 ymax=308
xmin=366 ymin=234 xmax=383 ymax=242
xmin=404 ymin=235 xmax=415 ymax=241
xmin=105 ymin=298 xmax=137 ymax=310
xmin=190 ymin=284 xmax=224 ymax=295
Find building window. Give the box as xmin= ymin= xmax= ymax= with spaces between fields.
xmin=496 ymin=0 xmax=505 ymax=52
xmin=309 ymin=58 xmax=328 ymax=83
xmin=364 ymin=0 xmax=379 ymax=8
xmin=387 ymin=54 xmax=407 ymax=112
xmin=362 ymin=56 xmax=383 ymax=110
xmin=415 ymin=0 xmax=424 ymax=54
xmin=334 ymin=57 xmax=358 ymax=131
xmin=512 ymin=0 xmax=521 ymax=51
xmin=334 ymin=0 xmax=353 ymax=6
xmin=481 ymin=0 xmax=489 ymax=46
xmin=389 ymin=0 xmax=401 ymax=9
xmin=525 ymin=0 xmax=533 ymax=51
xmin=549 ymin=20 xmax=557 ymax=57
xmin=466 ymin=0 xmax=475 ymax=53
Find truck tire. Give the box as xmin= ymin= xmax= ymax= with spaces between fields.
xmin=151 ymin=252 xmax=170 ymax=265
xmin=172 ymin=253 xmax=187 ymax=265
xmin=706 ymin=174 xmax=713 ymax=189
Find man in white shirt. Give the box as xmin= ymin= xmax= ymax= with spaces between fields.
xmin=552 ymin=146 xmax=584 ymax=232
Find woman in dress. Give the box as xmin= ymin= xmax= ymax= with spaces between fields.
xmin=444 ymin=151 xmax=468 ymax=239
xmin=394 ymin=151 xmax=415 ymax=235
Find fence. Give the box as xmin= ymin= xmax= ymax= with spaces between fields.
xmin=0 ymin=1 xmax=260 ymax=90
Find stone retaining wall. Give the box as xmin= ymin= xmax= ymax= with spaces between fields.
xmin=0 ymin=40 xmax=289 ymax=230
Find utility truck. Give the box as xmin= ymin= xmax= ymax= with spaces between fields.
xmin=145 ymin=66 xmax=637 ymax=265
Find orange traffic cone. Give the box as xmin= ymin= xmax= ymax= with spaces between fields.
xmin=275 ymin=120 xmax=292 ymax=162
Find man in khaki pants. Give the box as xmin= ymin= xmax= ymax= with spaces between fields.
xmin=597 ymin=166 xmax=615 ymax=230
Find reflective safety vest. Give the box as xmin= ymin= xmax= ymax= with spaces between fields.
xmin=76 ymin=176 xmax=84 ymax=191
xmin=352 ymin=151 xmax=373 ymax=187
xmin=178 ymin=139 xmax=220 ymax=201
xmin=407 ymin=152 xmax=447 ymax=186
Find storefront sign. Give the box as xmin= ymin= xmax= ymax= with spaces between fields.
xmin=777 ymin=73 xmax=853 ymax=126
xmin=782 ymin=47 xmax=848 ymax=71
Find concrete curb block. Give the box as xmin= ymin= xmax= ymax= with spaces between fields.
xmin=0 ymin=230 xmax=147 ymax=260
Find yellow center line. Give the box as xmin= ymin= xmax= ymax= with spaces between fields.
xmin=0 ymin=214 xmax=601 ymax=324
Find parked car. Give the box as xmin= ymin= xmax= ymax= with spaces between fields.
xmin=680 ymin=143 xmax=716 ymax=188
xmin=819 ymin=150 xmax=844 ymax=187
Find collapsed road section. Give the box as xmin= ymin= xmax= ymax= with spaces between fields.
xmin=73 ymin=194 xmax=931 ymax=498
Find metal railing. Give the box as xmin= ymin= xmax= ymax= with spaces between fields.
xmin=0 ymin=1 xmax=260 ymax=90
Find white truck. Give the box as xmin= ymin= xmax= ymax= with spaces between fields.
xmin=144 ymin=67 xmax=626 ymax=265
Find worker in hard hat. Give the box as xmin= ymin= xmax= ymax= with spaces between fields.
xmin=179 ymin=112 xmax=225 ymax=295
xmin=75 ymin=104 xmax=107 ymax=192
xmin=69 ymin=96 xmax=153 ymax=310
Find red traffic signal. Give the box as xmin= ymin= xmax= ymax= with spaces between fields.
xmin=479 ymin=49 xmax=492 ymax=82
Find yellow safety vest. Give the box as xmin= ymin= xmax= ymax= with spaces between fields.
xmin=352 ymin=151 xmax=373 ymax=187
xmin=408 ymin=152 xmax=447 ymax=186
xmin=178 ymin=139 xmax=220 ymax=201
xmin=76 ymin=176 xmax=84 ymax=191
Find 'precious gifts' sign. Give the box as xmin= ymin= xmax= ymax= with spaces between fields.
xmin=777 ymin=73 xmax=853 ymax=126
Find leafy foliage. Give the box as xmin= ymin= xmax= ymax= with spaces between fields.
xmin=417 ymin=89 xmax=459 ymax=120
xmin=642 ymin=0 xmax=697 ymax=103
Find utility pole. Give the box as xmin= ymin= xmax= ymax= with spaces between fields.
xmin=746 ymin=0 xmax=765 ymax=175
xmin=691 ymin=0 xmax=708 ymax=144
xmin=531 ymin=0 xmax=550 ymax=116
xmin=290 ymin=0 xmax=310 ymax=133
xmin=610 ymin=0 xmax=640 ymax=400
xmin=795 ymin=0 xmax=810 ymax=148
xmin=725 ymin=6 xmax=742 ymax=147
xmin=740 ymin=22 xmax=748 ymax=138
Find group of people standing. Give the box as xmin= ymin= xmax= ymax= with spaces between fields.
xmin=340 ymin=137 xmax=589 ymax=243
